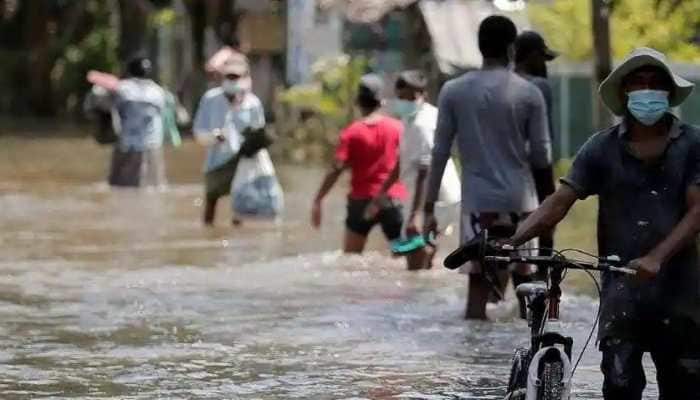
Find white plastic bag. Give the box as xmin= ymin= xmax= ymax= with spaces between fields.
xmin=231 ymin=149 xmax=283 ymax=218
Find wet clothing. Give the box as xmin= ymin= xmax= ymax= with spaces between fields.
xmin=110 ymin=78 xmax=170 ymax=187
xmin=561 ymin=116 xmax=700 ymax=342
xmin=427 ymin=67 xmax=552 ymax=214
xmin=108 ymin=147 xmax=166 ymax=187
xmin=204 ymin=155 xmax=240 ymax=201
xmin=600 ymin=319 xmax=700 ymax=400
xmin=193 ymin=88 xmax=265 ymax=173
xmin=346 ymin=198 xmax=403 ymax=239
xmin=112 ymin=78 xmax=167 ymax=152
xmin=335 ymin=116 xmax=406 ymax=200
xmin=398 ymin=102 xmax=460 ymax=237
xmin=193 ymin=89 xmax=265 ymax=200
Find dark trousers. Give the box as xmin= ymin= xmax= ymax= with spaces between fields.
xmin=600 ymin=319 xmax=700 ymax=400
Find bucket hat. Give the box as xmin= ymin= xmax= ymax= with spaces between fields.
xmin=599 ymin=47 xmax=694 ymax=116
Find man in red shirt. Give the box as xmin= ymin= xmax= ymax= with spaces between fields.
xmin=311 ymin=74 xmax=406 ymax=252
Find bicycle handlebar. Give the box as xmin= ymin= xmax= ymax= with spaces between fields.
xmin=444 ymin=230 xmax=636 ymax=275
xmin=483 ymin=255 xmax=637 ymax=275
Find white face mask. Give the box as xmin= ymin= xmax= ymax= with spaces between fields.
xmin=222 ymin=79 xmax=244 ymax=96
xmin=391 ymin=99 xmax=418 ymax=119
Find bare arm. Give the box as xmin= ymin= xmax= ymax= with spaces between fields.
xmin=311 ymin=161 xmax=346 ymax=228
xmin=410 ymin=166 xmax=428 ymax=217
xmin=425 ymin=86 xmax=456 ymax=212
xmin=314 ymin=161 xmax=345 ymax=203
xmin=510 ymin=184 xmax=579 ymax=246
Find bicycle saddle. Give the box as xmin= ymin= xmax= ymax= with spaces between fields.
xmin=515 ymin=281 xmax=548 ymax=298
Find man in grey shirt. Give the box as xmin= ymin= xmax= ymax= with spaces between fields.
xmin=424 ymin=15 xmax=552 ymax=319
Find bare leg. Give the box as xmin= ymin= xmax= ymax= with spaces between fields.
xmin=405 ymin=248 xmax=429 ymax=270
xmin=344 ymin=229 xmax=368 ymax=253
xmin=204 ymin=197 xmax=217 ymax=226
xmin=466 ymin=271 xmax=490 ymax=320
xmin=424 ymin=244 xmax=437 ymax=269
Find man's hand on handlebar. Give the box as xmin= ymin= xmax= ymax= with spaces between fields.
xmin=628 ymin=255 xmax=661 ymax=280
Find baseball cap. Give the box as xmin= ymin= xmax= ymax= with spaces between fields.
xmin=219 ymin=53 xmax=249 ymax=76
xmin=515 ymin=31 xmax=559 ymax=62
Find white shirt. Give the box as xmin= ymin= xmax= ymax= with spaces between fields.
xmin=399 ymin=102 xmax=461 ymax=207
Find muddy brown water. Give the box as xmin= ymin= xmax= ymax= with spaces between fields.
xmin=0 ymin=137 xmax=657 ymax=399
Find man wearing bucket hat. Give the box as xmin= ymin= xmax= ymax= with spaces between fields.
xmin=193 ymin=53 xmax=266 ymax=225
xmin=504 ymin=47 xmax=700 ymax=398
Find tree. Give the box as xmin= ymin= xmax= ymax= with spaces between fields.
xmin=592 ymin=0 xmax=613 ymax=129
xmin=118 ymin=0 xmax=153 ymax=60
xmin=529 ymin=0 xmax=700 ymax=129
xmin=529 ymin=0 xmax=700 ymax=62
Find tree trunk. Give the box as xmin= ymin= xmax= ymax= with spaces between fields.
xmin=24 ymin=0 xmax=53 ymax=115
xmin=591 ymin=0 xmax=613 ymax=129
xmin=184 ymin=0 xmax=206 ymax=68
xmin=118 ymin=0 xmax=152 ymax=62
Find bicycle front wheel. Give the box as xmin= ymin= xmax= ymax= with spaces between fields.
xmin=538 ymin=361 xmax=564 ymax=400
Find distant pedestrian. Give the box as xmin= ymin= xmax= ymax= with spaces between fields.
xmin=109 ymin=56 xmax=177 ymax=188
xmin=367 ymin=70 xmax=461 ymax=269
xmin=515 ymin=31 xmax=558 ymax=258
xmin=193 ymin=54 xmax=268 ymax=225
xmin=311 ymin=74 xmax=406 ymax=253
xmin=424 ymin=16 xmax=552 ymax=319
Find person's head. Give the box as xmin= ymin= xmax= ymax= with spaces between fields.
xmin=356 ymin=74 xmax=384 ymax=114
xmin=126 ymin=55 xmax=152 ymax=78
xmin=478 ymin=15 xmax=517 ymax=61
xmin=218 ymin=54 xmax=251 ymax=97
xmin=514 ymin=31 xmax=558 ymax=78
xmin=391 ymin=70 xmax=427 ymax=118
xmin=599 ymin=47 xmax=694 ymax=126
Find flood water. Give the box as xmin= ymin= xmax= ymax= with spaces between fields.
xmin=0 ymin=138 xmax=657 ymax=399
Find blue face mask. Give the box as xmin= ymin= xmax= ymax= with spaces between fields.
xmin=626 ymin=89 xmax=669 ymax=126
xmin=391 ymin=99 xmax=418 ymax=119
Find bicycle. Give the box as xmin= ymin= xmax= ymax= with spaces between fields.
xmin=443 ymin=230 xmax=636 ymax=400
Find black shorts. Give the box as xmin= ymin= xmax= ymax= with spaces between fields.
xmin=204 ymin=156 xmax=240 ymax=202
xmin=346 ymin=197 xmax=403 ymax=240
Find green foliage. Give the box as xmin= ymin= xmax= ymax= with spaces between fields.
xmin=273 ymin=55 xmax=368 ymax=163
xmin=52 ymin=0 xmax=119 ymax=115
xmin=529 ymin=0 xmax=700 ymax=62
xmin=152 ymin=8 xmax=177 ymax=27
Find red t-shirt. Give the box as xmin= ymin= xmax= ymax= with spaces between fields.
xmin=335 ymin=115 xmax=406 ymax=199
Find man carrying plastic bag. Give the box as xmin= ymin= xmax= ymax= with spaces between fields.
xmin=194 ymin=54 xmax=282 ymax=225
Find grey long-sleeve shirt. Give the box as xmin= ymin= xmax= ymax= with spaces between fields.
xmin=426 ymin=68 xmax=552 ymax=214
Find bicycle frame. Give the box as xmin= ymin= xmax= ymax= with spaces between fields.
xmin=522 ymin=267 xmax=573 ymax=360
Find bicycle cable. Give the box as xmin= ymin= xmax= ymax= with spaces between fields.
xmin=570 ymin=266 xmax=603 ymax=376
xmin=559 ymin=248 xmax=603 ymax=261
